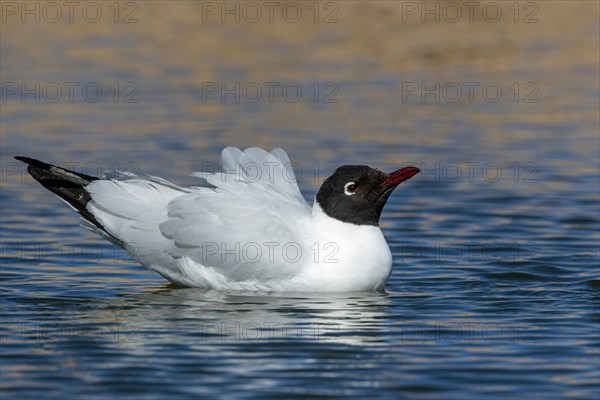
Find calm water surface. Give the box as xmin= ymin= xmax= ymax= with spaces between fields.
xmin=1 ymin=2 xmax=599 ymax=398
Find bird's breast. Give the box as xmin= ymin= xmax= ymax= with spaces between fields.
xmin=303 ymin=203 xmax=393 ymax=291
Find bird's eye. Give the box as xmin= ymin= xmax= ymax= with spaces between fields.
xmin=344 ymin=182 xmax=357 ymax=195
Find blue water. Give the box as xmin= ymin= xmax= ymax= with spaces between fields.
xmin=1 ymin=2 xmax=599 ymax=398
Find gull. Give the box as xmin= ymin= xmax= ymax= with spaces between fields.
xmin=15 ymin=147 xmax=419 ymax=292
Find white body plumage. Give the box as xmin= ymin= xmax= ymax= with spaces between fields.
xmin=84 ymin=148 xmax=393 ymax=291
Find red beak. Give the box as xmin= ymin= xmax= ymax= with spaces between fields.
xmin=382 ymin=166 xmax=420 ymax=188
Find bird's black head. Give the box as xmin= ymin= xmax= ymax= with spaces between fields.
xmin=316 ymin=165 xmax=420 ymax=226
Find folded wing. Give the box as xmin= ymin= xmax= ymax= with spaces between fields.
xmin=86 ymin=147 xmax=312 ymax=287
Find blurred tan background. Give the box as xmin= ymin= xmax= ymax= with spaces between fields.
xmin=1 ymin=1 xmax=598 ymax=186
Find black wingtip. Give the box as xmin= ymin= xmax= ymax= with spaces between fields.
xmin=15 ymin=155 xmax=117 ymax=244
xmin=15 ymin=156 xmax=52 ymax=170
xmin=15 ymin=156 xmax=100 ymax=182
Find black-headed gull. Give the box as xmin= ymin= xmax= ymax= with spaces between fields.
xmin=16 ymin=148 xmax=420 ymax=291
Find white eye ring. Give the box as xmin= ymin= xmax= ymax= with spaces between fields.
xmin=344 ymin=182 xmax=357 ymax=195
